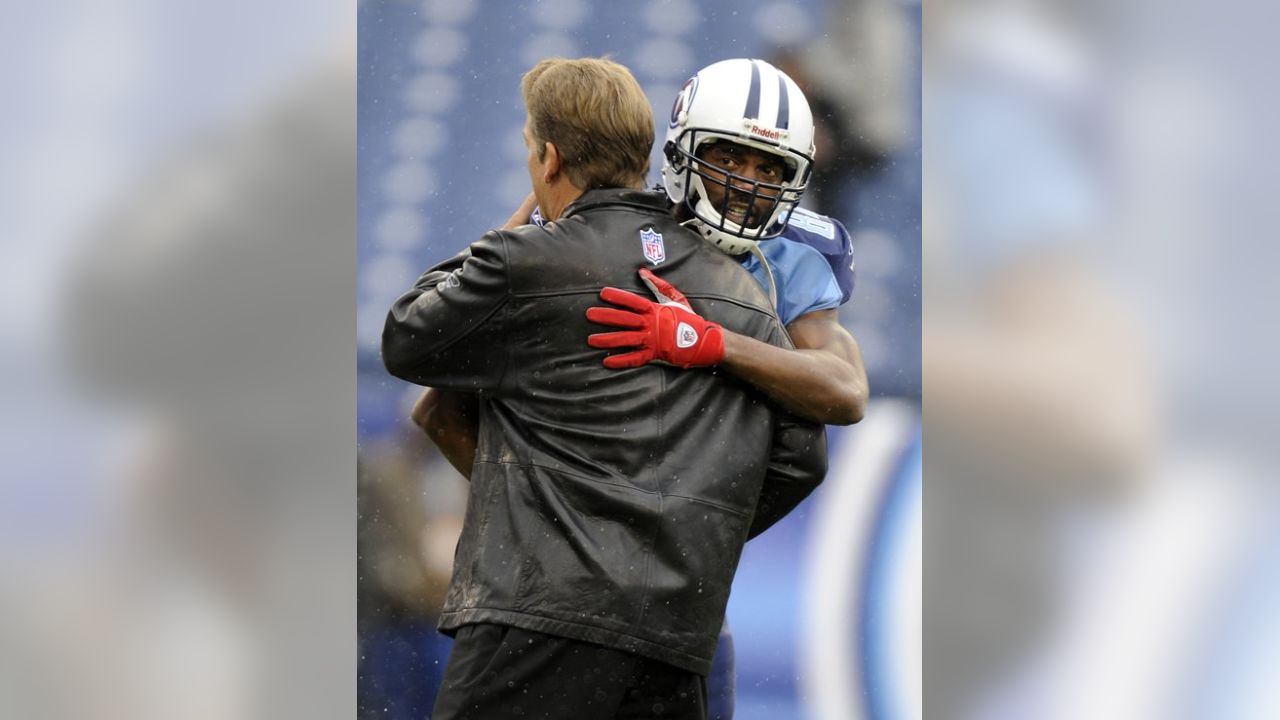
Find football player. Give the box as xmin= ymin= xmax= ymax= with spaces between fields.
xmin=589 ymin=58 xmax=867 ymax=428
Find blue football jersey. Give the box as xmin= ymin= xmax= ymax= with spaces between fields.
xmin=740 ymin=207 xmax=855 ymax=326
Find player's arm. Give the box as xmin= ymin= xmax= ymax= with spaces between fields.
xmin=588 ymin=269 xmax=868 ymax=425
xmin=720 ymin=308 xmax=868 ymax=425
xmin=411 ymin=388 xmax=480 ymax=479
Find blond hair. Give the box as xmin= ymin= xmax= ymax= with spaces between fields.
xmin=521 ymin=57 xmax=654 ymax=190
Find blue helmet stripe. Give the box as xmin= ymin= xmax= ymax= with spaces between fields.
xmin=744 ymin=60 xmax=761 ymax=120
xmin=776 ymin=73 xmax=790 ymax=129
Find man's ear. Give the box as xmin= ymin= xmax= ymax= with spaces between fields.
xmin=542 ymin=142 xmax=561 ymax=184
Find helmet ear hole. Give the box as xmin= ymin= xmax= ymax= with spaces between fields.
xmin=663 ymin=140 xmax=681 ymax=167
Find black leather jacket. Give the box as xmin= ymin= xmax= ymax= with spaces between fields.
xmin=382 ymin=188 xmax=826 ymax=675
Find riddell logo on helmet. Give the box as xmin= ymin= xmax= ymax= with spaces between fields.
xmin=746 ymin=123 xmax=781 ymax=141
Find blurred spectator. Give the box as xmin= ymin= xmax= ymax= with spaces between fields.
xmin=357 ymin=429 xmax=466 ymax=720
xmin=774 ymin=0 xmax=913 ymax=216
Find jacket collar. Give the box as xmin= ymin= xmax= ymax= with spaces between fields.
xmin=560 ymin=187 xmax=671 ymax=219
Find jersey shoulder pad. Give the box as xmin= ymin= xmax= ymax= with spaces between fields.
xmin=783 ymin=207 xmax=855 ymax=304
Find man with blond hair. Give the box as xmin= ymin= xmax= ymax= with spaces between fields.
xmin=383 ymin=57 xmax=826 ymax=720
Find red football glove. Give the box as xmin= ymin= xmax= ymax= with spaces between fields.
xmin=586 ymin=268 xmax=726 ymax=369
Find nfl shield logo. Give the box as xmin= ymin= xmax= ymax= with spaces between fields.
xmin=641 ymin=227 xmax=666 ymax=265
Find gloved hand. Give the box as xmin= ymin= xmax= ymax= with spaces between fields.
xmin=586 ymin=268 xmax=725 ymax=369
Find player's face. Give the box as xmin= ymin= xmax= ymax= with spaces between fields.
xmin=695 ymin=140 xmax=788 ymax=229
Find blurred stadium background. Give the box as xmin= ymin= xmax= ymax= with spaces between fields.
xmin=356 ymin=1 xmax=921 ymax=719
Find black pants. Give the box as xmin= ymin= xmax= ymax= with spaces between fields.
xmin=431 ymin=623 xmax=707 ymax=720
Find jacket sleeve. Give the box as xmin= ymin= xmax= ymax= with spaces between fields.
xmin=381 ymin=231 xmax=511 ymax=389
xmin=747 ymin=411 xmax=827 ymax=539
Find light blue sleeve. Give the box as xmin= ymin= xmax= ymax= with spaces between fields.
xmin=746 ymin=239 xmax=843 ymax=326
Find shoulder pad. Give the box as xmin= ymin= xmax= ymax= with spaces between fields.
xmin=783 ymin=208 xmax=855 ymax=304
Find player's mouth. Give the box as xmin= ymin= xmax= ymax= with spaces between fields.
xmin=725 ymin=202 xmax=760 ymax=227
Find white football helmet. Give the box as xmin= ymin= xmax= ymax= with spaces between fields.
xmin=662 ymin=58 xmax=816 ymax=255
